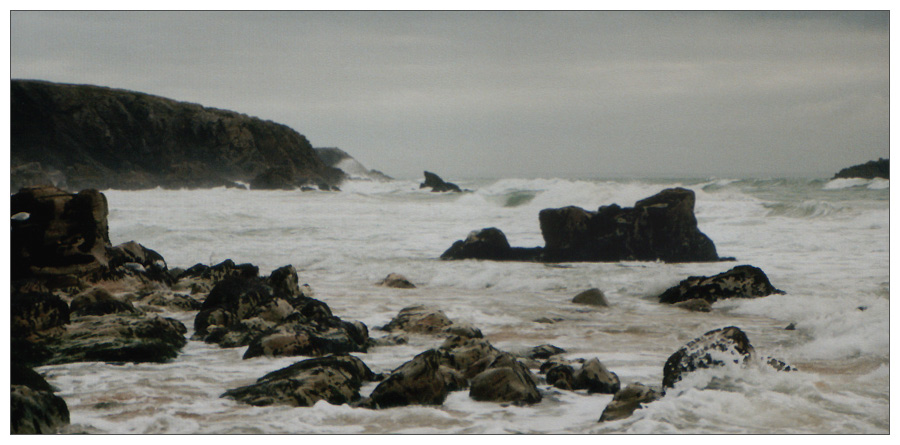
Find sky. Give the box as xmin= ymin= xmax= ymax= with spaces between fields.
xmin=8 ymin=10 xmax=891 ymax=180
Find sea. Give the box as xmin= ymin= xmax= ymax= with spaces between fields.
xmin=36 ymin=176 xmax=889 ymax=434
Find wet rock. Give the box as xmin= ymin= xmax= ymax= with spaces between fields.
xmin=658 ymin=265 xmax=784 ymax=305
xmin=832 ymin=158 xmax=889 ymax=180
xmin=242 ymin=318 xmax=369 ymax=359
xmin=784 ymin=323 xmax=796 ymax=331
xmin=545 ymin=363 xmax=577 ymax=390
xmin=106 ymin=241 xmax=172 ymax=284
xmin=420 ymin=171 xmax=462 ymax=193
xmin=11 ymin=382 xmax=70 ymax=434
xmin=135 ymin=291 xmax=202 ymax=311
xmin=378 ymin=273 xmax=416 ymax=289
xmin=672 ymin=298 xmax=712 ymax=312
xmin=661 ymin=326 xmax=755 ymax=389
xmin=469 ymin=356 xmax=541 ymax=405
xmin=70 ymin=287 xmax=139 ymax=316
xmin=572 ymin=288 xmax=609 ymax=307
xmin=223 ymin=355 xmax=378 ymax=407
xmin=436 ymin=336 xmax=504 ymax=378
xmin=43 ymin=313 xmax=187 ymax=365
xmin=599 ymin=383 xmax=663 ymax=422
xmin=379 ymin=305 xmax=481 ymax=339
xmin=11 ymin=291 xmax=70 ymax=339
xmin=440 ymin=227 xmax=543 ymax=261
xmin=177 ymin=259 xmax=260 ymax=294
xmin=362 ymin=349 xmax=451 ymax=408
xmin=575 ymin=358 xmax=620 ymax=394
xmin=527 ymin=344 xmax=567 ymax=360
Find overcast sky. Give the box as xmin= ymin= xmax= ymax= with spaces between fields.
xmin=10 ymin=10 xmax=890 ymax=179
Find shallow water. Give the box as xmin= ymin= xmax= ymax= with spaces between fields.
xmin=38 ymin=176 xmax=889 ymax=433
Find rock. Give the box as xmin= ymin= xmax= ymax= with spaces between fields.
xmin=43 ymin=313 xmax=187 ymax=365
xmin=540 ymin=188 xmax=721 ymax=262
xmin=572 ymin=288 xmax=609 ymax=307
xmin=362 ymin=349 xmax=451 ymax=408
xmin=379 ymin=305 xmax=453 ymax=335
xmin=106 ymin=241 xmax=171 ymax=284
xmin=222 ymin=355 xmax=378 ymax=407
xmin=70 ymin=287 xmax=139 ymax=316
xmin=658 ymin=265 xmax=784 ymax=305
xmin=316 ymin=147 xmax=393 ymax=181
xmin=832 ymin=158 xmax=889 ymax=179
xmin=440 ymin=227 xmax=542 ymax=261
xmin=378 ymin=273 xmax=416 ymax=289
xmin=575 ymin=358 xmax=620 ymax=394
xmin=527 ymin=344 xmax=566 ymax=360
xmin=436 ymin=336 xmax=505 ymax=378
xmin=136 ymin=291 xmax=202 ymax=311
xmin=11 ymin=186 xmax=111 ymax=281
xmin=420 ymin=171 xmax=462 ymax=193
xmin=545 ymin=363 xmax=577 ymax=390
xmin=11 ymin=79 xmax=345 ymax=190
xmin=11 ymin=382 xmax=70 ymax=434
xmin=177 ymin=259 xmax=260 ymax=294
xmin=469 ymin=357 xmax=541 ymax=405
xmin=599 ymin=383 xmax=663 ymax=422
xmin=250 ymin=167 xmax=296 ymax=190
xmin=672 ymin=298 xmax=712 ymax=312
xmin=661 ymin=326 xmax=755 ymax=389
xmin=784 ymin=323 xmax=796 ymax=331
xmin=11 ymin=291 xmax=71 ymax=339
xmin=242 ymin=318 xmax=369 ymax=359
xmin=11 ymin=161 xmax=67 ymax=192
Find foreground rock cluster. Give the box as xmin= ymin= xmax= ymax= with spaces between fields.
xmin=441 ymin=187 xmax=733 ymax=263
xmin=10 ymin=185 xmax=794 ymax=433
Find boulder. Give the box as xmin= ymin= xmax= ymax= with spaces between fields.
xmin=658 ymin=265 xmax=784 ymax=305
xmin=11 ymin=384 xmax=70 ymax=434
xmin=575 ymin=358 xmax=620 ymax=394
xmin=599 ymin=383 xmax=663 ymax=422
xmin=222 ymin=355 xmax=378 ymax=407
xmin=420 ymin=171 xmax=462 ymax=193
xmin=361 ymin=349 xmax=451 ymax=408
xmin=70 ymin=287 xmax=139 ymax=316
xmin=526 ymin=344 xmax=566 ymax=360
xmin=572 ymin=288 xmax=609 ymax=307
xmin=672 ymin=298 xmax=712 ymax=312
xmin=440 ymin=227 xmax=542 ymax=261
xmin=177 ymin=259 xmax=260 ymax=294
xmin=469 ymin=355 xmax=542 ymax=405
xmin=436 ymin=336 xmax=504 ymax=378
xmin=42 ymin=313 xmax=187 ymax=365
xmin=106 ymin=241 xmax=172 ymax=284
xmin=380 ymin=305 xmax=453 ymax=335
xmin=378 ymin=273 xmax=416 ymax=289
xmin=661 ymin=326 xmax=754 ymax=389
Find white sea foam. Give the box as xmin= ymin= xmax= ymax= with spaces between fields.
xmin=40 ymin=177 xmax=889 ymax=433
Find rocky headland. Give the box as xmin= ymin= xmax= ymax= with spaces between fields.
xmin=10 ymin=79 xmax=346 ymax=191
xmin=832 ymin=158 xmax=889 ymax=180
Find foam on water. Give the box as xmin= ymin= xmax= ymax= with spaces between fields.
xmin=42 ymin=177 xmax=889 ymax=433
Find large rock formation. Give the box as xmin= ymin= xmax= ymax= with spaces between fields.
xmin=658 ymin=265 xmax=784 ymax=305
xmin=316 ymin=147 xmax=393 ymax=181
xmin=832 ymin=158 xmax=889 ymax=180
xmin=11 ymin=79 xmax=345 ymax=190
xmin=442 ymin=188 xmax=727 ymax=263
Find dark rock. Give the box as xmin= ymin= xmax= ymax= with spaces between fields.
xmin=11 ymin=186 xmax=111 ymax=281
xmin=545 ymin=363 xmax=577 ymax=390
xmin=469 ymin=357 xmax=541 ymax=405
xmin=832 ymin=158 xmax=889 ymax=180
xmin=11 ymin=384 xmax=70 ymax=434
xmin=11 ymin=79 xmax=345 ymax=190
xmin=436 ymin=336 xmax=505 ymax=379
xmin=575 ymin=358 xmax=620 ymax=394
xmin=43 ymin=313 xmax=187 ymax=365
xmin=672 ymin=298 xmax=713 ymax=312
xmin=11 ymin=363 xmax=56 ymax=392
xmin=380 ymin=305 xmax=453 ymax=335
xmin=661 ymin=326 xmax=755 ymax=389
xmin=250 ymin=167 xmax=296 ymax=190
xmin=658 ymin=265 xmax=784 ymax=305
xmin=572 ymin=288 xmax=609 ymax=307
xmin=177 ymin=259 xmax=259 ymax=294
xmin=11 ymin=161 xmax=67 ymax=192
xmin=440 ymin=227 xmax=543 ymax=261
xmin=539 ymin=188 xmax=721 ymax=263
xmin=11 ymin=291 xmax=70 ymax=339
xmin=70 ymin=287 xmax=139 ymax=316
xmin=222 ymin=355 xmax=378 ymax=407
xmin=362 ymin=349 xmax=451 ymax=408
xmin=242 ymin=318 xmax=369 ymax=359
xmin=784 ymin=323 xmax=796 ymax=331
xmin=599 ymin=383 xmax=663 ymax=422
xmin=106 ymin=241 xmax=172 ymax=284
xmin=527 ymin=344 xmax=567 ymax=360
xmin=420 ymin=171 xmax=462 ymax=193
xmin=137 ymin=291 xmax=202 ymax=311
xmin=378 ymin=273 xmax=416 ymax=289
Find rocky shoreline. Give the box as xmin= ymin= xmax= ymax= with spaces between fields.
xmin=10 ymin=184 xmax=797 ymax=433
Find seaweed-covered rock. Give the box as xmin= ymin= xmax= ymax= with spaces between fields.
xmin=658 ymin=265 xmax=784 ymax=305
xmin=469 ymin=355 xmax=541 ymax=405
xmin=222 ymin=355 xmax=378 ymax=407
xmin=362 ymin=349 xmax=451 ymax=408
xmin=661 ymin=326 xmax=754 ymax=389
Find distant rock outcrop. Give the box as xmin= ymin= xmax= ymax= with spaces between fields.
xmin=832 ymin=158 xmax=889 ymax=180
xmin=442 ymin=188 xmax=728 ymax=263
xmin=11 ymin=79 xmax=345 ymax=191
xmin=420 ymin=171 xmax=462 ymax=193
xmin=316 ymin=147 xmax=393 ymax=181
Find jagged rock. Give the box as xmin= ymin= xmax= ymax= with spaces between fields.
xmin=42 ymin=313 xmax=187 ymax=365
xmin=572 ymin=288 xmax=609 ymax=307
xmin=378 ymin=273 xmax=416 ymax=289
xmin=176 ymin=259 xmax=260 ymax=294
xmin=106 ymin=241 xmax=171 ymax=284
xmin=11 ymin=79 xmax=345 ymax=190
xmin=361 ymin=349 xmax=451 ymax=408
xmin=70 ymin=287 xmax=139 ymax=316
xmin=420 ymin=171 xmax=462 ymax=193
xmin=539 ymin=188 xmax=721 ymax=262
xmin=599 ymin=383 xmax=663 ymax=422
xmin=662 ymin=326 xmax=755 ymax=389
xmin=832 ymin=158 xmax=889 ymax=179
xmin=575 ymin=358 xmax=620 ymax=394
xmin=672 ymin=298 xmax=712 ymax=312
xmin=437 ymin=336 xmax=504 ymax=378
xmin=380 ymin=305 xmax=453 ymax=335
xmin=545 ymin=363 xmax=577 ymax=390
xmin=526 ymin=344 xmax=566 ymax=360
xmin=242 ymin=318 xmax=369 ymax=359
xmin=469 ymin=356 xmax=541 ymax=405
xmin=658 ymin=265 xmax=784 ymax=305
xmin=222 ymin=355 xmax=378 ymax=407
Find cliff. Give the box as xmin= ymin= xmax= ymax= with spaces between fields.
xmin=832 ymin=158 xmax=889 ymax=180
xmin=11 ymin=79 xmax=345 ymax=191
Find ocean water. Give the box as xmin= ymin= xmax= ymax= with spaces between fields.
xmin=37 ymin=176 xmax=889 ymax=434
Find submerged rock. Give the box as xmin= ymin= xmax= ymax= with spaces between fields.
xmin=542 ymin=357 xmax=620 ymax=394
xmin=658 ymin=265 xmax=784 ymax=305
xmin=599 ymin=383 xmax=663 ymax=422
xmin=223 ymin=355 xmax=379 ymax=407
xmin=661 ymin=326 xmax=754 ymax=389
xmin=672 ymin=298 xmax=713 ymax=312
xmin=420 ymin=171 xmax=462 ymax=193
xmin=572 ymin=288 xmax=609 ymax=307
xmin=378 ymin=273 xmax=416 ymax=289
